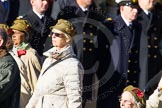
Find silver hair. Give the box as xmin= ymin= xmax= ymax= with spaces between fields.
xmin=125 ymin=92 xmax=144 ymax=108
xmin=0 ymin=27 xmax=8 ymax=47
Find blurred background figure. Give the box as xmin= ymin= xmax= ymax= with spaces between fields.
xmin=0 ymin=0 xmax=19 ymax=25
xmin=120 ymin=85 xmax=146 ymax=108
xmin=22 ymin=0 xmax=55 ymax=57
xmin=0 ymin=23 xmax=32 ymax=108
xmin=51 ymin=0 xmax=99 ymax=20
xmin=10 ymin=18 xmax=42 ymax=107
xmin=137 ymin=0 xmax=162 ymax=97
xmin=98 ymin=0 xmax=118 ymax=19
xmin=0 ymin=24 xmax=13 ymax=50
xmin=112 ymin=0 xmax=140 ymax=87
xmin=0 ymin=27 xmax=21 ymax=108
xmin=99 ymin=0 xmax=140 ymax=107
xmin=26 ymin=19 xmax=83 ymax=108
xmin=18 ymin=0 xmax=53 ymax=17
xmin=18 ymin=0 xmax=31 ymax=16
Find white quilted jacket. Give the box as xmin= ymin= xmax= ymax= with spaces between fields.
xmin=26 ymin=46 xmax=84 ymax=108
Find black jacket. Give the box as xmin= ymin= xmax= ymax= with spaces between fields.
xmin=107 ymin=15 xmax=141 ymax=88
xmin=23 ymin=10 xmax=55 ymax=56
xmin=0 ymin=51 xmax=20 ymax=108
xmin=0 ymin=0 xmax=19 ymax=25
xmin=137 ymin=6 xmax=162 ymax=97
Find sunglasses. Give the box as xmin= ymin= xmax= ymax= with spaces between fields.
xmin=50 ymin=32 xmax=64 ymax=38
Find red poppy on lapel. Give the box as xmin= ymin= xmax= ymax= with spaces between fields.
xmin=17 ymin=49 xmax=26 ymax=57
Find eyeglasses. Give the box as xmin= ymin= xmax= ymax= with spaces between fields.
xmin=50 ymin=32 xmax=64 ymax=38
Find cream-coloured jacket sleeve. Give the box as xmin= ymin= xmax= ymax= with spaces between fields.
xmin=147 ymin=77 xmax=162 ymax=108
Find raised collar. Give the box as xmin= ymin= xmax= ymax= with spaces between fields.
xmin=121 ymin=14 xmax=132 ymax=26
xmin=33 ymin=9 xmax=44 ymax=19
xmin=143 ymin=9 xmax=150 ymax=15
xmin=43 ymin=45 xmax=74 ymax=60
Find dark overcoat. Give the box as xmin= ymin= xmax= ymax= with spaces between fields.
xmin=113 ymin=15 xmax=141 ymax=86
xmin=137 ymin=6 xmax=162 ymax=96
xmin=99 ymin=15 xmax=141 ymax=108
xmin=23 ymin=10 xmax=55 ymax=56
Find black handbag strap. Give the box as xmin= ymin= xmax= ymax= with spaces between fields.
xmin=42 ymin=55 xmax=74 ymax=75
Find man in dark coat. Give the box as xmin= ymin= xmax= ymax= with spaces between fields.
xmin=0 ymin=0 xmax=19 ymax=25
xmin=0 ymin=27 xmax=21 ymax=108
xmin=137 ymin=0 xmax=162 ymax=97
xmin=113 ymin=0 xmax=141 ymax=87
xmin=22 ymin=0 xmax=55 ymax=57
xmin=102 ymin=0 xmax=141 ymax=107
xmin=18 ymin=0 xmax=53 ymax=16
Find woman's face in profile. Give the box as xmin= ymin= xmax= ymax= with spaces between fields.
xmin=51 ymin=29 xmax=68 ymax=50
xmin=120 ymin=91 xmax=137 ymax=108
xmin=12 ymin=30 xmax=25 ymax=47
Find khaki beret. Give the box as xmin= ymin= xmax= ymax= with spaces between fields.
xmin=0 ymin=24 xmax=13 ymax=36
xmin=50 ymin=19 xmax=77 ymax=37
xmin=10 ymin=18 xmax=32 ymax=35
xmin=0 ymin=24 xmax=9 ymax=32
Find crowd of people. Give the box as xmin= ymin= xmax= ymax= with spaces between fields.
xmin=1 ymin=0 xmax=162 ymax=108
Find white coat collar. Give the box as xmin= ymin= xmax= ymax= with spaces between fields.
xmin=43 ymin=45 xmax=75 ymax=59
